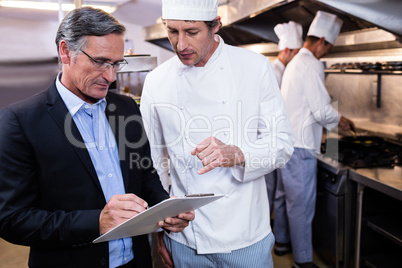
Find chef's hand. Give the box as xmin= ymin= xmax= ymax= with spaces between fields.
xmin=157 ymin=232 xmax=174 ymax=268
xmin=156 ymin=201 xmax=194 ymax=268
xmin=157 ymin=209 xmax=195 ymax=232
xmin=338 ymin=116 xmax=355 ymax=132
xmin=191 ymin=136 xmax=245 ymax=175
xmin=99 ymin=194 xmax=148 ymax=234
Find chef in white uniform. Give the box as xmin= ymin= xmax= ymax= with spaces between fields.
xmin=266 ymin=20 xmax=303 ymax=219
xmin=274 ymin=11 xmax=355 ymax=268
xmin=140 ymin=0 xmax=294 ymax=267
xmin=272 ymin=21 xmax=303 ymax=87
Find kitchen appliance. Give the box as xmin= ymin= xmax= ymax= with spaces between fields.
xmin=333 ymin=136 xmax=401 ymax=169
xmin=143 ymin=0 xmax=402 ymax=52
xmin=313 ymin=157 xmax=356 ymax=268
xmin=313 ymin=134 xmax=402 ymax=267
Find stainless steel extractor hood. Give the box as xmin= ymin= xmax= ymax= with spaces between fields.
xmin=142 ymin=0 xmax=402 ymax=53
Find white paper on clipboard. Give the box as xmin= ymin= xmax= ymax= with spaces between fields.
xmin=93 ymin=194 xmax=224 ymax=243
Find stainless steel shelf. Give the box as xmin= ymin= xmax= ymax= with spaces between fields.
xmin=118 ymin=55 xmax=157 ymax=73
xmin=362 ymin=254 xmax=401 ymax=268
xmin=325 ymin=69 xmax=402 ymax=108
xmin=115 ymin=55 xmax=157 ymax=102
xmin=365 ymin=216 xmax=402 ymax=247
xmin=325 ymin=69 xmax=402 ymax=75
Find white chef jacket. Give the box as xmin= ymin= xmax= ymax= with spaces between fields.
xmin=140 ymin=35 xmax=294 ymax=254
xmin=272 ymin=58 xmax=285 ymax=87
xmin=281 ymin=48 xmax=341 ymax=153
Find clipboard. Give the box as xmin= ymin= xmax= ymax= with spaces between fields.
xmin=93 ymin=194 xmax=224 ymax=243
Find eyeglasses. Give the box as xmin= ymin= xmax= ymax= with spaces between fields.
xmin=79 ymin=49 xmax=128 ymax=72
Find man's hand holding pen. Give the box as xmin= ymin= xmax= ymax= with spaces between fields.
xmin=99 ymin=193 xmax=149 ymax=235
xmin=99 ymin=194 xmax=195 ymax=235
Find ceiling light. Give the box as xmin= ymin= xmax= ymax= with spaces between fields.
xmin=0 ymin=0 xmax=116 ymax=13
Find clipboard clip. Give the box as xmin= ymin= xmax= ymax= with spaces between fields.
xmin=185 ymin=193 xmax=214 ymax=197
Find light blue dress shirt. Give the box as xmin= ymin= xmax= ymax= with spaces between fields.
xmin=56 ymin=73 xmax=134 ymax=268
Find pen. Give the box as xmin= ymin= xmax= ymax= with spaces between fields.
xmin=185 ymin=193 xmax=215 ymax=197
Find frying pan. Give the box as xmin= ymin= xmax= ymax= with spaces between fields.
xmin=340 ymin=135 xmax=384 ymax=147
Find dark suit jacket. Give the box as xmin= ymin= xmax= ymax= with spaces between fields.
xmin=0 ymin=82 xmax=169 ymax=268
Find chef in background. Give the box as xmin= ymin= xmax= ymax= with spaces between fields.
xmin=273 ymin=11 xmax=355 ymax=268
xmin=272 ymin=21 xmax=303 ymax=87
xmin=266 ymin=20 xmax=303 ymax=220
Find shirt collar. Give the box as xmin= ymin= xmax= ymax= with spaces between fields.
xmin=300 ymin=47 xmax=314 ymax=57
xmin=274 ymin=58 xmax=286 ymax=70
xmin=56 ymin=72 xmax=107 ymax=116
xmin=203 ymin=34 xmax=224 ymax=68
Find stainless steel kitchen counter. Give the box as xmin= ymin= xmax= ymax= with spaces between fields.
xmin=317 ymin=148 xmax=402 ymax=201
xmin=317 ymin=145 xmax=402 ymax=267
xmin=319 ymin=156 xmax=402 ymax=268
xmin=349 ymin=166 xmax=402 ymax=201
xmin=349 ymin=166 xmax=402 ymax=268
xmin=316 ymin=154 xmax=349 ymax=173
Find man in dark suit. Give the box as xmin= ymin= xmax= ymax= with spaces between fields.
xmin=0 ymin=7 xmax=194 ymax=268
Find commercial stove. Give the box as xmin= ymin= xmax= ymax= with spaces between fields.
xmin=336 ymin=136 xmax=402 ymax=169
xmin=313 ymin=134 xmax=402 ymax=268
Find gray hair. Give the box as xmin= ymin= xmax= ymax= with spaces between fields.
xmin=205 ymin=18 xmax=221 ymax=37
xmin=205 ymin=18 xmax=221 ymax=31
xmin=55 ymin=6 xmax=126 ymax=59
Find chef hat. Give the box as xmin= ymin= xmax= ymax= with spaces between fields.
xmin=162 ymin=0 xmax=218 ymax=21
xmin=307 ymin=11 xmax=343 ymax=45
xmin=274 ymin=21 xmax=303 ymax=51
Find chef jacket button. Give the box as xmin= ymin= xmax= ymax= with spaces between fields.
xmin=220 ymin=66 xmax=224 ymax=69
xmin=99 ymin=146 xmax=104 ymax=150
xmin=108 ymin=173 xmax=113 ymax=178
xmin=224 ymin=132 xmax=228 ymax=136
xmin=180 ymin=106 xmax=184 ymax=110
xmin=222 ymin=100 xmax=227 ymax=104
xmin=188 ymin=165 xmax=193 ymax=169
xmin=85 ymin=105 xmax=90 ymax=109
xmin=178 ymin=72 xmax=182 ymax=76
xmin=99 ymin=258 xmax=106 ymax=266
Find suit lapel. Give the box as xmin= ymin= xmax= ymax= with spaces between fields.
xmin=46 ymin=84 xmax=103 ymax=193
